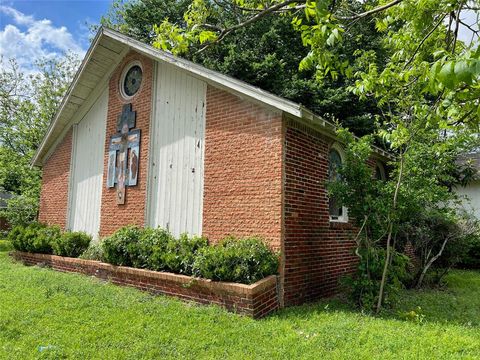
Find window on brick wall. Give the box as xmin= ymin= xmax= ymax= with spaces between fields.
xmin=328 ymin=145 xmax=348 ymax=222
xmin=374 ymin=161 xmax=386 ymax=180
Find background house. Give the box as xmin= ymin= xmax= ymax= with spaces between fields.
xmin=33 ymin=28 xmax=389 ymax=307
xmin=456 ymin=152 xmax=480 ymax=219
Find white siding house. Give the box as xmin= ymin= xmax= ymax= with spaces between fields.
xmin=456 ymin=152 xmax=480 ymax=220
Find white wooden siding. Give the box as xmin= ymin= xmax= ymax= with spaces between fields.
xmin=456 ymin=180 xmax=480 ymax=220
xmin=147 ymin=63 xmax=206 ymax=236
xmin=68 ymin=87 xmax=108 ymax=237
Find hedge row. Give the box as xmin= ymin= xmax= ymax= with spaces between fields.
xmin=8 ymin=223 xmax=91 ymax=258
xmin=9 ymin=224 xmax=279 ymax=284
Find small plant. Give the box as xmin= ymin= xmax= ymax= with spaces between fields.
xmin=193 ymin=236 xmax=279 ymax=284
xmin=51 ymin=231 xmax=92 ymax=258
xmin=342 ymin=247 xmax=412 ymax=311
xmin=400 ymin=307 xmax=426 ymax=324
xmin=79 ymin=241 xmax=105 ymax=261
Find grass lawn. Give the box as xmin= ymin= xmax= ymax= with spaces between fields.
xmin=1 ymin=250 xmax=479 ymax=359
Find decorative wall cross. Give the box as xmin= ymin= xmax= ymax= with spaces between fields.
xmin=106 ymin=103 xmax=141 ymax=204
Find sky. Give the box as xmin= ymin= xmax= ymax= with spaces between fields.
xmin=0 ymin=0 xmax=112 ymax=74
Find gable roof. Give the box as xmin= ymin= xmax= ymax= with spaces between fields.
xmin=32 ymin=27 xmax=391 ymax=166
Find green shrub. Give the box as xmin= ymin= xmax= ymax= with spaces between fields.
xmin=86 ymin=227 xmax=279 ymax=284
xmin=193 ymin=236 xmax=279 ymax=284
xmin=8 ymin=225 xmax=26 ymax=250
xmin=138 ymin=227 xmax=174 ymax=270
xmin=161 ymin=233 xmax=208 ymax=275
xmin=9 ymin=222 xmax=60 ymax=254
xmin=1 ymin=195 xmax=38 ymax=228
xmin=79 ymin=241 xmax=105 ymax=261
xmin=101 ymin=226 xmax=144 ymax=266
xmin=342 ymin=247 xmax=412 ymax=310
xmin=0 ymin=240 xmax=13 ymax=252
xmin=459 ymin=232 xmax=480 ymax=269
xmin=52 ymin=231 xmax=92 ymax=258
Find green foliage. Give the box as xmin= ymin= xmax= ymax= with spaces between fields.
xmin=8 ymin=222 xmax=60 ymax=254
xmin=161 ymin=233 xmax=208 ymax=275
xmin=0 ymin=240 xmax=13 ymax=252
xmin=0 ymin=194 xmax=38 ymax=228
xmin=99 ymin=226 xmax=277 ymax=283
xmin=79 ymin=241 xmax=105 ymax=262
xmin=0 ymin=55 xmax=79 ymax=226
xmin=101 ymin=226 xmax=208 ymax=275
xmin=102 ymin=225 xmax=144 ymax=266
xmin=137 ymin=227 xmax=174 ymax=270
xmin=456 ymin=216 xmax=480 ymax=269
xmin=328 ymin=127 xmax=476 ymax=308
xmin=51 ymin=231 xmax=92 ymax=258
xmin=192 ymin=236 xmax=279 ymax=284
xmin=343 ymin=247 xmax=412 ymax=310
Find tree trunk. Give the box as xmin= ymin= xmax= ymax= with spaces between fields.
xmin=376 ymin=155 xmax=404 ymax=314
xmin=415 ymin=235 xmax=450 ymax=288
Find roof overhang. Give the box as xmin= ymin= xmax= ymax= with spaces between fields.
xmin=32 ymin=27 xmax=392 ymax=166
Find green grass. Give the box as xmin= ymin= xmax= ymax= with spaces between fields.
xmin=1 ymin=251 xmax=479 ymax=359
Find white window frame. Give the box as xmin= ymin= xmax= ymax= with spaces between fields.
xmin=328 ymin=143 xmax=349 ymax=223
xmin=119 ymin=60 xmax=143 ymax=100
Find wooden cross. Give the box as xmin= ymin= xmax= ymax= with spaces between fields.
xmin=106 ymin=104 xmax=141 ymax=204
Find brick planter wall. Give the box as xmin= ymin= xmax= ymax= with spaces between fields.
xmin=12 ymin=251 xmax=279 ymax=318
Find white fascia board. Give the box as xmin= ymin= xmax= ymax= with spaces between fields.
xmin=31 ymin=30 xmax=105 ymax=167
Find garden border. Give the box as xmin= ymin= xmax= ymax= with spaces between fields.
xmin=11 ymin=251 xmax=279 ymax=318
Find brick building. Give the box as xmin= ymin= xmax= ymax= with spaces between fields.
xmin=33 ymin=28 xmax=390 ymax=306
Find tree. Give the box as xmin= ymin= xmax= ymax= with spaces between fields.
xmin=99 ymin=0 xmax=388 ymax=136
xmin=0 ymin=54 xmax=79 ymax=226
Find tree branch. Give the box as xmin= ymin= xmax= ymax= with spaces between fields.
xmin=335 ymin=0 xmax=404 ymax=21
xmin=196 ymin=0 xmax=405 ymax=53
xmin=403 ymin=13 xmax=447 ymax=70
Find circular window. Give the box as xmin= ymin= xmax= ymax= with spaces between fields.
xmin=120 ymin=62 xmax=143 ymax=99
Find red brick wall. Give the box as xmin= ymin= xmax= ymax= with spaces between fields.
xmin=283 ymin=121 xmax=358 ymax=305
xmin=13 ymin=251 xmax=279 ymax=318
xmin=38 ymin=129 xmax=73 ymax=230
xmin=203 ymin=86 xmax=284 ymax=250
xmin=99 ymin=51 xmax=153 ymax=237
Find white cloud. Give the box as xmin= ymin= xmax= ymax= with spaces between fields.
xmin=0 ymin=5 xmax=86 ymax=74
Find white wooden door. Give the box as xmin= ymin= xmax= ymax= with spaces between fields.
xmin=68 ymin=87 xmax=108 ymax=237
xmin=147 ymin=63 xmax=207 ymax=236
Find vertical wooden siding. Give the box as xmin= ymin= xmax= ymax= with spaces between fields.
xmin=68 ymin=87 xmax=108 ymax=237
xmin=147 ymin=63 xmax=207 ymax=236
